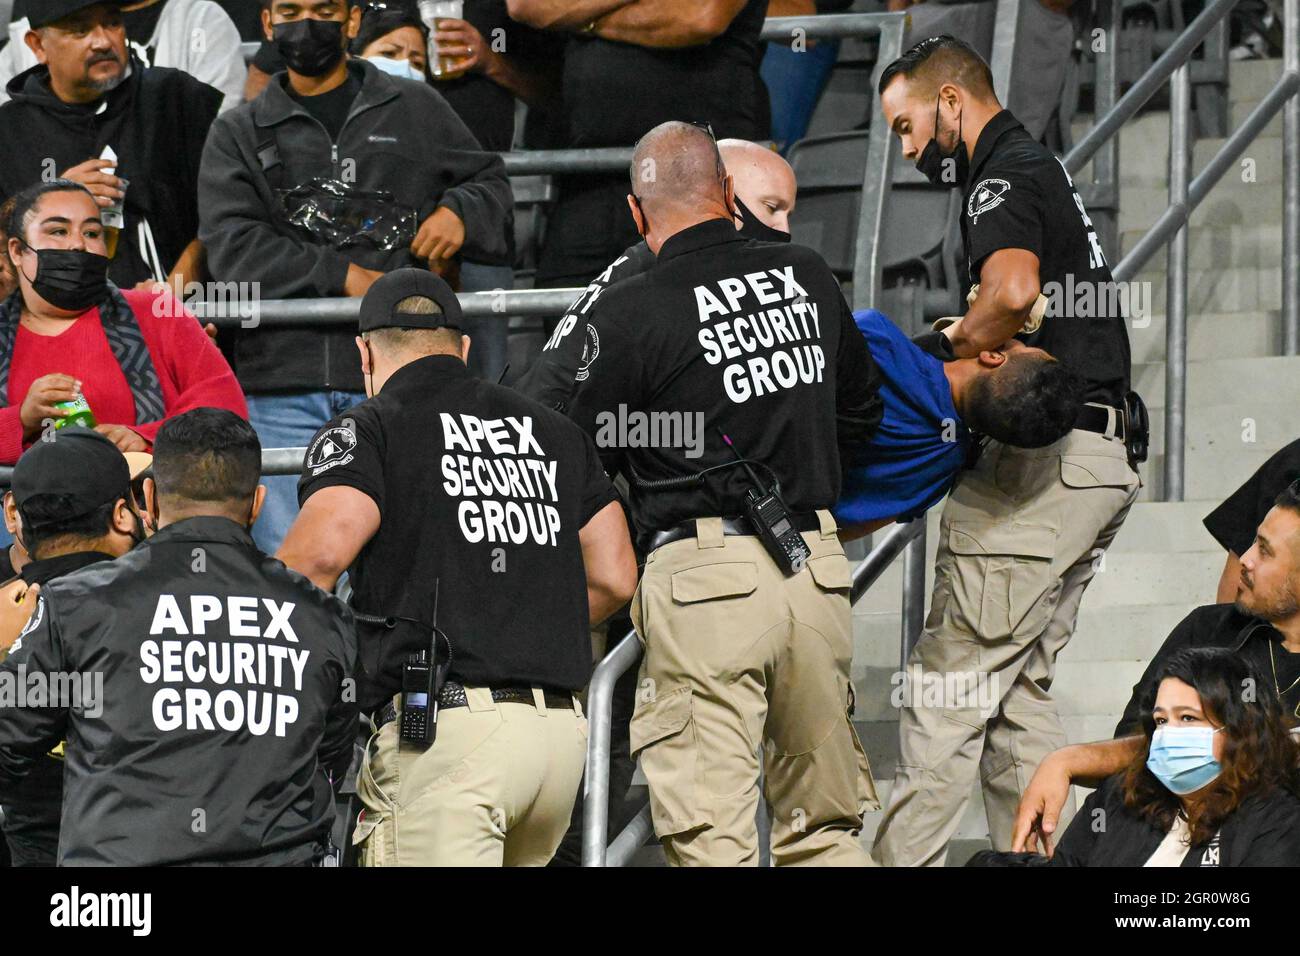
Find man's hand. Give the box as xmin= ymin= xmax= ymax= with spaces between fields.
xmin=412 ymin=206 xmax=466 ymax=266
xmin=0 ymin=580 xmax=38 ymax=655
xmin=59 ymin=159 xmax=125 ymax=209
xmin=94 ymin=423 xmax=148 ymax=453
xmin=1011 ymin=750 xmax=1073 ymax=856
xmin=19 ymin=373 xmax=80 ymax=436
xmin=343 ymin=264 xmax=384 ymax=298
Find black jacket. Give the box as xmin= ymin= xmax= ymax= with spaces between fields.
xmin=198 ymin=59 xmax=513 ymax=393
xmin=1114 ymin=604 xmax=1300 ymax=735
xmin=0 ymin=517 xmax=358 ymax=866
xmin=1051 ymin=775 xmax=1300 ymax=866
xmin=0 ymin=56 xmax=222 ymax=288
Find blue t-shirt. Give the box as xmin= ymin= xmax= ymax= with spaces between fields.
xmin=833 ymin=310 xmax=969 ymax=524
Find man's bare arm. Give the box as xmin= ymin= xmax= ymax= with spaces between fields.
xmin=506 ymin=0 xmax=633 ymax=31
xmin=593 ymin=0 xmax=748 ymax=47
xmin=277 ymin=487 xmax=381 ymax=592
xmin=1011 ymin=736 xmax=1143 ymax=855
xmin=580 ymin=500 xmax=638 ymax=625
xmin=945 ymin=248 xmax=1041 ymax=358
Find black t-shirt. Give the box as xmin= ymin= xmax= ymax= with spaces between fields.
xmin=1115 ymin=604 xmax=1300 ymax=735
xmin=564 ymin=218 xmax=885 ymax=537
xmin=297 ymin=355 xmax=616 ymax=709
xmin=962 ymin=110 xmax=1132 ymax=408
xmin=560 ymin=0 xmax=769 ymax=147
xmin=1203 ymin=438 xmax=1300 ymax=556
xmin=287 ymin=71 xmax=362 ymax=142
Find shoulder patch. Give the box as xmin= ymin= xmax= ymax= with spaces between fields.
xmin=307 ymin=425 xmax=358 ymax=477
xmin=11 ymin=594 xmax=44 ymax=654
xmin=967 ymin=178 xmax=1011 ymax=224
xmin=574 ymin=323 xmax=600 ymax=382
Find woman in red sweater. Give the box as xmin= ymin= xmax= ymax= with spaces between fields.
xmin=0 ymin=179 xmax=246 ymax=465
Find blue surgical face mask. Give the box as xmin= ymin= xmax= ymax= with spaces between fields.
xmin=365 ymin=55 xmax=426 ymax=84
xmin=1147 ymin=725 xmax=1223 ymax=795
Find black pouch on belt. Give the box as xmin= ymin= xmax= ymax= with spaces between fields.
xmin=1123 ymin=390 xmax=1150 ymax=466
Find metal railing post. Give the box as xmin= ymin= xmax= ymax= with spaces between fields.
xmin=1164 ymin=63 xmax=1191 ymax=502
xmin=899 ymin=524 xmax=927 ymax=671
xmin=989 ymin=0 xmax=1022 ymax=107
xmin=1284 ymin=0 xmax=1300 ymax=355
xmin=1092 ymin=0 xmax=1122 ymax=263
xmin=580 ymin=631 xmax=641 ymax=867
xmin=853 ymin=14 xmax=909 ymax=310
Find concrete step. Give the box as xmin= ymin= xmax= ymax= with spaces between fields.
xmin=1103 ymin=501 xmax=1221 ymax=553
xmin=1121 ymin=221 xmax=1282 ymax=271
xmin=1229 ymin=58 xmax=1286 ymax=105
xmin=1134 ymin=263 xmax=1281 ymax=314
xmin=1127 ymin=310 xmax=1279 ymax=363
xmin=1121 ymin=134 xmax=1284 ymax=188
xmin=1131 ymin=354 xmax=1300 ymax=411
xmin=1230 ymin=97 xmax=1284 ymax=141
xmin=1121 ymin=183 xmax=1283 ymax=234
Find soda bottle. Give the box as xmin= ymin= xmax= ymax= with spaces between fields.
xmin=53 ymin=392 xmax=97 ymax=430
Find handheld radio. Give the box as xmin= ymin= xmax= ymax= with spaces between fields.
xmin=399 ymin=580 xmax=452 ymax=750
xmin=718 ymin=431 xmax=812 ymax=576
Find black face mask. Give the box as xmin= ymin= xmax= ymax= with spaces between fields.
xmin=273 ymin=18 xmax=346 ymax=77
xmin=17 ymin=239 xmax=110 ymax=312
xmin=916 ymin=96 xmax=969 ymax=188
xmin=734 ymin=195 xmax=791 ymax=243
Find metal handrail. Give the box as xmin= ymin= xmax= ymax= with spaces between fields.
xmin=1063 ymin=0 xmax=1299 ymax=500
xmin=228 ymin=12 xmax=908 ymax=314
xmin=582 ymin=516 xmax=929 ymax=867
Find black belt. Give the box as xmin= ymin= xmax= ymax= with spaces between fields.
xmin=372 ymin=681 xmax=574 ymax=729
xmin=644 ymin=512 xmax=821 ymax=555
xmin=1074 ymin=403 xmax=1126 ymax=442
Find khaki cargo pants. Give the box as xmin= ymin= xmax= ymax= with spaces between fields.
xmin=354 ymin=686 xmax=587 ymax=866
xmin=873 ymin=427 xmax=1141 ymax=866
xmin=629 ymin=511 xmax=879 ymax=867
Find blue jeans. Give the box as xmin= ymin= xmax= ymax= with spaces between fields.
xmin=459 ymin=260 xmax=514 ymax=384
xmin=246 ymin=389 xmax=366 ymax=555
xmin=760 ymin=39 xmax=841 ymax=152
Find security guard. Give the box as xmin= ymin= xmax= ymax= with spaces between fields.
xmin=278 ymin=269 xmax=637 ymax=867
xmin=871 ymin=35 xmax=1143 ymax=866
xmin=565 ymin=121 xmax=885 ymax=867
xmin=0 ymin=408 xmax=357 ymax=865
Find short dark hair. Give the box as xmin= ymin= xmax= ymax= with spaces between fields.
xmin=351 ymin=5 xmax=425 ymax=55
xmin=18 ymin=494 xmax=118 ymax=560
xmin=361 ymin=294 xmax=462 ymax=353
xmin=964 ymin=352 xmax=1082 ymax=448
xmin=262 ymin=0 xmax=358 ymax=9
xmin=152 ymin=408 xmax=262 ymax=506
xmin=5 ymin=179 xmax=97 ymax=245
xmin=1275 ymin=480 xmax=1300 ymax=517
xmin=877 ymin=34 xmax=995 ymax=100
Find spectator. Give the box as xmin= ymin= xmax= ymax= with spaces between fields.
xmin=0 ymin=180 xmax=247 ymax=464
xmin=508 ymin=0 xmax=771 ymax=312
xmin=978 ymin=647 xmax=1300 ymax=867
xmin=0 ymin=0 xmax=245 ymax=110
xmin=0 ymin=0 xmax=223 ymax=290
xmin=1205 ymin=438 xmax=1300 ymax=603
xmin=1012 ymin=479 xmax=1300 ymax=853
xmin=199 ymin=0 xmax=511 ymax=553
xmin=352 ymin=0 xmax=547 ymax=382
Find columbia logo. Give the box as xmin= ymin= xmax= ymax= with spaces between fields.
xmin=368 ymin=134 xmax=398 ymax=144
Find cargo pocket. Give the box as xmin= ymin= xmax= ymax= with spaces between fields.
xmin=670 ymin=562 xmax=757 ymax=604
xmin=1060 ymin=453 xmax=1139 ymax=490
xmin=807 ymin=553 xmax=851 ymax=592
xmin=629 ymin=685 xmax=711 ymax=838
xmin=352 ymin=806 xmax=396 ymax=867
xmin=946 ymin=521 xmax=1058 ymax=645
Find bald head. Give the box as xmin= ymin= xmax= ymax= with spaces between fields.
xmin=718 ymin=139 xmax=797 ymax=233
xmin=630 ymin=121 xmax=728 ymax=209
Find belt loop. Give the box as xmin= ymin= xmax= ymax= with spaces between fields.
xmin=465 ymin=686 xmax=496 ymax=713
xmin=695 ymin=517 xmax=725 ymax=549
xmin=532 ymin=687 xmax=548 ymax=715
xmin=816 ymin=509 xmax=837 ymax=539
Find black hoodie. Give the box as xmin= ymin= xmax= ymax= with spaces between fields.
xmin=0 ymin=55 xmax=222 ymax=287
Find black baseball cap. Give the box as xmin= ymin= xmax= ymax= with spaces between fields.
xmin=358 ymin=268 xmax=463 ymax=334
xmin=11 ymin=428 xmax=131 ymax=529
xmin=27 ymin=0 xmax=123 ymax=29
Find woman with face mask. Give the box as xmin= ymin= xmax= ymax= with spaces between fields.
xmin=352 ymin=5 xmax=429 ymax=84
xmin=0 ymin=179 xmax=248 ymax=466
xmin=970 ymin=646 xmax=1300 ymax=867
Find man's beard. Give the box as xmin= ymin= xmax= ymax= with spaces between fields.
xmin=85 ymin=55 xmax=126 ymax=94
xmin=1235 ymin=573 xmax=1300 ymax=622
